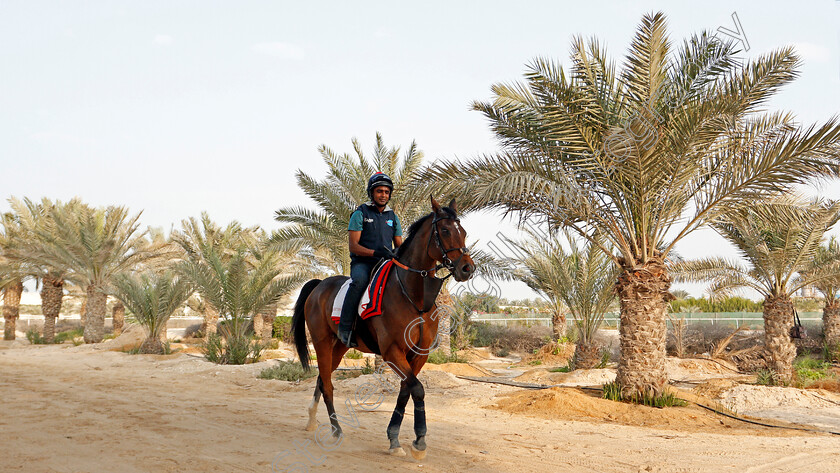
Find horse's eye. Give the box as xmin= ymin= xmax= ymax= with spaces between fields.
xmin=441 ymin=228 xmax=450 ymax=236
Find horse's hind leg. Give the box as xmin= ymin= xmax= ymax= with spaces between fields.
xmin=316 ymin=342 xmax=347 ymax=439
xmin=305 ymin=378 xmax=322 ymax=431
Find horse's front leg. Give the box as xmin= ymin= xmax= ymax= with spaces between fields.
xmin=407 ymin=376 xmax=427 ymax=459
xmin=386 ymin=379 xmax=412 ymax=456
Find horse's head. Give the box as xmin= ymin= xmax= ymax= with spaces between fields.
xmin=429 ymin=196 xmax=475 ymax=282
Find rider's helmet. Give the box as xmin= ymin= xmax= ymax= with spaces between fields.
xmin=367 ymin=172 xmax=394 ymax=201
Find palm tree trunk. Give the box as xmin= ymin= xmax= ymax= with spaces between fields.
xmin=614 ymin=257 xmax=670 ymax=399
xmin=203 ymin=304 xmax=219 ymax=340
xmin=574 ymin=342 xmax=601 ymax=369
xmin=140 ymin=336 xmax=164 ymax=354
xmin=552 ymin=308 xmax=567 ymax=341
xmin=3 ymin=279 xmax=23 ymax=341
xmin=258 ymin=303 xmax=277 ymax=342
xmin=83 ymin=285 xmax=107 ymax=344
xmin=79 ymin=298 xmax=87 ymax=328
xmin=763 ymin=295 xmax=796 ymax=384
xmin=252 ymin=312 xmax=263 ymax=340
xmin=112 ymin=302 xmax=125 ymax=336
xmin=40 ymin=276 xmax=64 ymax=343
xmin=435 ymin=286 xmax=452 ymax=353
xmin=823 ymin=302 xmax=840 ymax=360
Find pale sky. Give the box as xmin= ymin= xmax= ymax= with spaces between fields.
xmin=2 ymin=1 xmax=839 ymax=300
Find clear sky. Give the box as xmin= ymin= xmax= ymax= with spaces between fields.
xmin=2 ymin=1 xmax=839 ymax=300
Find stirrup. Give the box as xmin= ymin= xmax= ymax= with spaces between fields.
xmin=338 ymin=328 xmax=358 ymax=348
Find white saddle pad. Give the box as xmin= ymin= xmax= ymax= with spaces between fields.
xmin=331 ymin=278 xmax=371 ymax=321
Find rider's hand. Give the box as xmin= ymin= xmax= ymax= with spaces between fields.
xmin=373 ymin=246 xmax=396 ymax=260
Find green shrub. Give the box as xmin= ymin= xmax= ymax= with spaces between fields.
xmin=427 ymin=349 xmax=467 ymax=364
xmin=550 ymin=365 xmax=572 ymax=373
xmin=345 ymin=349 xmax=363 ymax=359
xmin=259 ymin=360 xmax=318 ymax=381
xmin=794 ymin=356 xmax=833 ymax=385
xmin=54 ymin=328 xmax=83 ymax=344
xmin=754 ymin=369 xmax=776 ymax=386
xmin=602 ymin=382 xmax=687 ymax=407
xmin=202 ymin=331 xmax=266 ymax=365
xmin=25 ymin=329 xmax=47 ymax=345
xmin=361 ymin=358 xmax=374 ymax=374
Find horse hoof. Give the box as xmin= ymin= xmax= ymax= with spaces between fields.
xmin=304 ymin=422 xmax=317 ymax=432
xmin=389 ymin=447 xmax=406 ymax=457
xmin=410 ymin=445 xmax=426 ymax=460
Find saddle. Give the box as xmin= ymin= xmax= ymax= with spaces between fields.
xmin=330 ymin=259 xmax=395 ymax=325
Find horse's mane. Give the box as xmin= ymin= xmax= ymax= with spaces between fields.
xmin=396 ymin=207 xmax=457 ymax=258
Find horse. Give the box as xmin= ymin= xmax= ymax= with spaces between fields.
xmin=290 ymin=196 xmax=476 ymax=460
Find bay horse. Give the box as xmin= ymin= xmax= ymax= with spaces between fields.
xmin=291 ymin=196 xmax=475 ymax=459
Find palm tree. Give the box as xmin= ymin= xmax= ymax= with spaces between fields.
xmin=418 ymin=13 xmax=840 ymax=397
xmin=1 ymin=211 xmax=26 ymax=341
xmin=6 ymin=198 xmax=83 ymax=342
xmin=509 ymin=229 xmax=618 ymax=368
xmin=112 ymin=271 xmax=193 ymax=354
xmin=273 ymin=133 xmax=427 ymax=275
xmin=172 ymin=213 xmax=258 ymax=339
xmin=23 ymin=203 xmax=155 ymax=343
xmin=672 ymin=197 xmax=840 ymax=382
xmin=176 ymin=244 xmax=304 ymax=364
xmin=806 ymin=236 xmax=840 ymax=359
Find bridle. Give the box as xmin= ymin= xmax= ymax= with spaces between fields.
xmin=390 ymin=212 xmax=470 ymax=313
xmin=391 ymin=213 xmax=470 ymax=279
xmin=429 ymin=214 xmax=470 ymax=274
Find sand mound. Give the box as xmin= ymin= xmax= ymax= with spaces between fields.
xmin=518 ymin=342 xmax=575 ymax=366
xmin=665 ymin=357 xmax=741 ymax=381
xmin=100 ymin=324 xmax=146 ymax=351
xmin=491 ymin=387 xmax=771 ymax=434
xmin=514 ymin=368 xmax=616 ymax=386
xmin=719 ymin=385 xmax=838 ymax=413
xmin=455 ymin=347 xmax=493 ymax=362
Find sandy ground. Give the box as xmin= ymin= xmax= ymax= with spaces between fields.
xmin=2 ymin=341 xmax=840 ymax=473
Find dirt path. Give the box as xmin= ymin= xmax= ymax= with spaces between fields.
xmin=2 ymin=343 xmax=839 ymax=473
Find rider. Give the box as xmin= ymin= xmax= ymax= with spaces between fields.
xmin=337 ymin=172 xmax=403 ymax=347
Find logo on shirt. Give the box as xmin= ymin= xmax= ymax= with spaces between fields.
xmin=364 ymin=218 xmax=374 ymax=223
xmin=386 ymin=219 xmax=394 ymax=227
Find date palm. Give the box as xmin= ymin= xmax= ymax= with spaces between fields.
xmin=273 ymin=133 xmax=427 ymax=276
xmin=509 ymin=229 xmax=618 ymax=368
xmin=1 ymin=211 xmax=27 ymax=340
xmin=113 ymin=271 xmax=193 ymax=354
xmin=807 ymin=236 xmax=840 ymax=359
xmin=172 ymin=213 xmax=259 ymax=338
xmin=6 ymin=197 xmax=83 ymax=342
xmin=671 ymin=197 xmax=840 ymax=382
xmin=23 ymin=203 xmax=155 ymax=343
xmin=176 ymin=243 xmax=305 ymax=364
xmin=418 ymin=13 xmax=840 ymax=397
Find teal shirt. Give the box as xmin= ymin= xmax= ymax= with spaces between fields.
xmin=348 ymin=209 xmax=402 ymax=236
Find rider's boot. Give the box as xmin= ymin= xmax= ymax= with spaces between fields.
xmin=337 ymin=296 xmax=358 ymax=348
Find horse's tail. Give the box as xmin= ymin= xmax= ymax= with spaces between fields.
xmin=291 ymin=278 xmax=322 ymax=371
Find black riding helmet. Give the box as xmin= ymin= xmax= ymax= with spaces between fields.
xmin=367 ymin=172 xmax=394 ymax=201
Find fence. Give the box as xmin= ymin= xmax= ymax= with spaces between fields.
xmin=471 ymin=312 xmax=824 ymax=329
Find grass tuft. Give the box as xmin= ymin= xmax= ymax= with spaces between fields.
xmin=602 ymin=382 xmax=687 ymax=407
xmin=344 ymin=349 xmax=363 ymax=359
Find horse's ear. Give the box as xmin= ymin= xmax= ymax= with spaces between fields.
xmin=448 ymin=198 xmax=457 ymax=214
xmin=430 ymin=195 xmax=441 ymax=213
